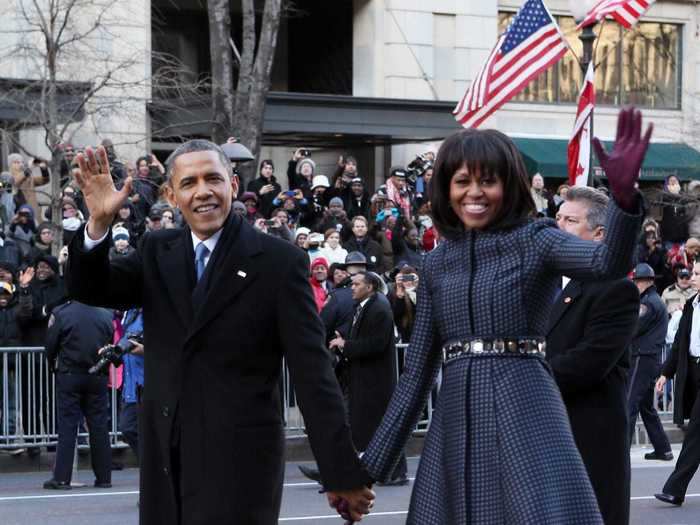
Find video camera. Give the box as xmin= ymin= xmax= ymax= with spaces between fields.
xmin=405 ymin=154 xmax=433 ymax=186
xmin=89 ymin=332 xmax=144 ymax=375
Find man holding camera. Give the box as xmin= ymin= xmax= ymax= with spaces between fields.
xmin=118 ymin=308 xmax=145 ymax=460
xmin=43 ymin=299 xmax=114 ymax=490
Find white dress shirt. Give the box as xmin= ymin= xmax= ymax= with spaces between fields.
xmin=690 ymin=295 xmax=700 ymax=358
xmin=84 ymin=226 xmax=223 ymax=271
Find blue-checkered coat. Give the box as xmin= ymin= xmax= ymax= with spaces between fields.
xmin=362 ymin=201 xmax=641 ymax=524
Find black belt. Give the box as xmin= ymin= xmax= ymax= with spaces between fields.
xmin=442 ymin=336 xmax=546 ymax=364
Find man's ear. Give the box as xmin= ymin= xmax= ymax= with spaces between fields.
xmin=231 ymin=174 xmax=240 ymax=200
xmin=164 ymin=184 xmax=177 ymax=208
xmin=593 ymin=226 xmax=605 ymax=242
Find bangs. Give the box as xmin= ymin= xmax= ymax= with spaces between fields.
xmin=430 ymin=129 xmax=535 ymax=238
xmin=438 ymin=130 xmax=509 ymax=185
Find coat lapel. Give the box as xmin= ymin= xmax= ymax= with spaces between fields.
xmin=546 ymin=280 xmax=582 ymax=336
xmin=156 ymin=229 xmax=196 ymax=328
xmin=350 ymin=295 xmax=375 ymax=338
xmin=185 ymin=216 xmax=262 ymax=346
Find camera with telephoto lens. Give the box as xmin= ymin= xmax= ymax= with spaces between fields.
xmin=89 ymin=332 xmax=144 ymax=375
xmin=405 ymin=154 xmax=433 ymax=186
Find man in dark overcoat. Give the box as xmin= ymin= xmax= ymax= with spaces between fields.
xmin=546 ymin=186 xmax=640 ymax=525
xmin=655 ymin=260 xmax=700 ymax=506
xmin=302 ymin=271 xmax=406 ymax=485
xmin=329 ymin=271 xmax=407 ymax=485
xmin=65 ymin=141 xmax=374 ymax=524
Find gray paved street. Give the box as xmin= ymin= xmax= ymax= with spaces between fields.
xmin=1 ymin=446 xmax=700 ymax=524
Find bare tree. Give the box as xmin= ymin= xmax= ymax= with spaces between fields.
xmin=0 ymin=0 xmax=205 ymax=255
xmin=207 ymin=0 xmax=283 ymax=185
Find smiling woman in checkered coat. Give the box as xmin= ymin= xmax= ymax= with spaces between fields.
xmin=360 ymin=108 xmax=652 ymax=524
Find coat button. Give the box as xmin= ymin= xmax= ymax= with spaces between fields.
xmin=162 ymin=406 xmax=169 ymax=417
xmin=163 ymin=467 xmax=169 ymax=476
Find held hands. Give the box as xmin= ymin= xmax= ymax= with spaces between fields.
xmin=74 ymin=146 xmax=132 ymax=240
xmin=592 ymin=106 xmax=652 ymax=212
xmin=329 ymin=330 xmax=345 ymax=351
xmin=326 ymin=486 xmax=375 ymax=523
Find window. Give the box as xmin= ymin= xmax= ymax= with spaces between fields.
xmin=497 ymin=13 xmax=681 ymax=109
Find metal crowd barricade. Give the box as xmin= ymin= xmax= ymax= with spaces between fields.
xmin=0 ymin=347 xmax=124 ymax=450
xmin=280 ymin=343 xmax=437 ymax=436
xmin=2 ymin=344 xmax=436 ymax=449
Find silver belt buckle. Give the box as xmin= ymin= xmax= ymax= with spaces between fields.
xmin=471 ymin=339 xmax=484 ymax=354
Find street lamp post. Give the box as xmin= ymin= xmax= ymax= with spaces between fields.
xmin=568 ymin=0 xmax=598 ymax=186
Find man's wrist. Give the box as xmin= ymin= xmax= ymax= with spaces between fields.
xmin=86 ymin=219 xmax=111 ymax=240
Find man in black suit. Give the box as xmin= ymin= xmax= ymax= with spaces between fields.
xmin=66 ymin=142 xmax=374 ymax=524
xmin=547 ymin=186 xmax=640 ymax=525
xmin=304 ymin=272 xmax=407 ymax=486
xmin=655 ymin=260 xmax=700 ymax=506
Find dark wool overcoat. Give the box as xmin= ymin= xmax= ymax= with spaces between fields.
xmin=546 ymin=278 xmax=640 ymax=525
xmin=662 ymin=294 xmax=700 ymax=425
xmin=66 ymin=213 xmax=369 ymax=525
xmin=343 ymin=292 xmax=397 ymax=451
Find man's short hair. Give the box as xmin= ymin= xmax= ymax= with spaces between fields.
xmin=565 ymin=186 xmax=609 ymax=231
xmin=351 ymin=215 xmax=368 ymax=227
xmin=165 ymin=140 xmax=232 ymax=182
xmin=354 ymin=270 xmax=379 ymax=292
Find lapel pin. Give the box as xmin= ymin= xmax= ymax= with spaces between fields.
xmin=564 ymin=297 xmax=572 ymax=304
xmin=237 ymin=270 xmax=247 ymax=278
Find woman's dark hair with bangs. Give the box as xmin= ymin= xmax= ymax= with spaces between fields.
xmin=429 ymin=128 xmax=536 ymax=239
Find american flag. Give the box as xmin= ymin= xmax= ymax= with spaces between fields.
xmin=578 ymin=0 xmax=655 ymax=29
xmin=453 ymin=0 xmax=568 ymax=129
xmin=567 ymin=63 xmax=596 ymax=187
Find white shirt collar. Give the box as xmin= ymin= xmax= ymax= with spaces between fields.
xmin=693 ymin=294 xmax=700 ymax=309
xmin=191 ymin=228 xmax=223 ymax=255
xmin=359 ymin=297 xmax=371 ymax=309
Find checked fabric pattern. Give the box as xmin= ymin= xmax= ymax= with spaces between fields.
xmin=361 ymin=200 xmax=641 ymax=524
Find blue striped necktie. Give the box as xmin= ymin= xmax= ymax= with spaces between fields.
xmin=195 ymin=243 xmax=210 ymax=281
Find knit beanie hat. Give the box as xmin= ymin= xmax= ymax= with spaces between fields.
xmin=329 ymin=197 xmax=344 ymax=208
xmin=112 ymin=226 xmax=130 ymax=242
xmin=296 ymin=158 xmax=316 ymax=176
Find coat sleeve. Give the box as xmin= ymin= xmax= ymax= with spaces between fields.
xmin=343 ymin=302 xmax=393 ymax=360
xmin=65 ymin=225 xmax=144 ymax=310
xmin=277 ymin=250 xmax=372 ymax=491
xmin=548 ymin=280 xmax=639 ymax=394
xmin=535 ymin=198 xmax=643 ymax=281
xmin=361 ymin=256 xmax=442 ymax=482
xmin=44 ymin=309 xmax=62 ymax=369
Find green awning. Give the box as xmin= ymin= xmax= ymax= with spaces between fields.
xmin=511 ymin=137 xmax=700 ymax=181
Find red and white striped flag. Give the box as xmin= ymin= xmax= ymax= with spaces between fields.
xmin=578 ymin=0 xmax=655 ymax=29
xmin=567 ymin=63 xmax=596 ymax=187
xmin=453 ymin=0 xmax=568 ymax=129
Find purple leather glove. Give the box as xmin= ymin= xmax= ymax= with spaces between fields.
xmin=592 ymin=106 xmax=653 ymax=212
xmin=336 ymin=499 xmax=354 ymax=524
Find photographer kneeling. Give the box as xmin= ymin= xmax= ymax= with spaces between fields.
xmin=43 ymin=299 xmax=114 ymax=490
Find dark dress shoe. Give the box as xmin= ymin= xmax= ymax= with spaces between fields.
xmin=43 ymin=479 xmax=71 ymax=490
xmin=645 ymin=451 xmax=674 ymax=461
xmin=378 ymin=476 xmax=409 ymax=487
xmin=94 ymin=481 xmax=112 ymax=488
xmin=298 ymin=465 xmax=322 ymax=483
xmin=654 ymin=493 xmax=684 ymax=506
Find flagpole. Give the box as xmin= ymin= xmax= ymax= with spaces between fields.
xmin=579 ymin=23 xmax=597 ymax=186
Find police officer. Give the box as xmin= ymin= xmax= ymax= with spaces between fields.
xmin=42 ymin=300 xmax=114 ymax=490
xmin=628 ymin=263 xmax=673 ymax=460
